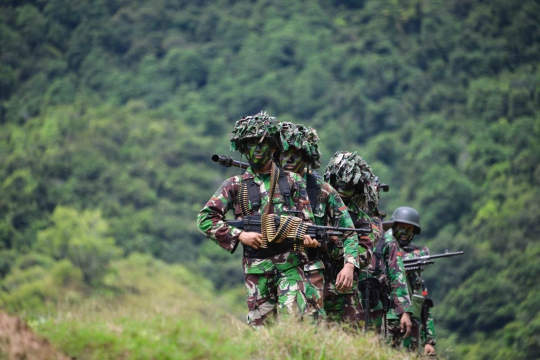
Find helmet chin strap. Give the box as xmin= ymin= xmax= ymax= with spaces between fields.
xmin=397 ymin=235 xmax=414 ymax=247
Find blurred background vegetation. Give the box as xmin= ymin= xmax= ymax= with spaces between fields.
xmin=0 ymin=0 xmax=539 ymax=358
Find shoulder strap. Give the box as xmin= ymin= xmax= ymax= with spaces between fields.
xmin=349 ymin=211 xmax=358 ymax=224
xmin=277 ymin=166 xmax=292 ymax=208
xmin=305 ymin=173 xmax=319 ymax=212
xmin=241 ymin=178 xmax=261 ymax=214
xmin=374 ymin=236 xmax=387 ymax=274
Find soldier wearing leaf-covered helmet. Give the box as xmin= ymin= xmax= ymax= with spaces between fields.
xmin=324 ymin=151 xmax=413 ymax=336
xmin=279 ymin=123 xmax=366 ymax=323
xmin=322 ymin=151 xmax=375 ymax=325
xmin=197 ymin=112 xmax=318 ymax=326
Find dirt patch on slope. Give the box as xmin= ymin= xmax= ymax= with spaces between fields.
xmin=0 ymin=312 xmax=70 ymax=360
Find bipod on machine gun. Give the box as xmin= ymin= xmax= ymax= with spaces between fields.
xmin=403 ymin=249 xmax=464 ymax=272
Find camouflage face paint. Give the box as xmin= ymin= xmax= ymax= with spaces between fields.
xmin=245 ymin=139 xmax=274 ymax=169
xmin=281 ymin=147 xmax=307 ymax=173
xmin=332 ymin=180 xmax=356 ymax=201
xmin=393 ymin=223 xmax=415 ymax=246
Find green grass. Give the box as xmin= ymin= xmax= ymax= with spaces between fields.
xmin=26 ymin=254 xmax=410 ymax=359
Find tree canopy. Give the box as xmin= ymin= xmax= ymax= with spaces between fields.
xmin=1 ymin=0 xmax=539 ymax=358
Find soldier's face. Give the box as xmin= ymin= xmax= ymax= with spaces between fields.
xmin=393 ymin=223 xmax=415 ymax=244
xmin=333 ymin=180 xmax=356 ymax=200
xmin=280 ymin=146 xmax=307 ymax=173
xmin=245 ymin=139 xmax=274 ymax=167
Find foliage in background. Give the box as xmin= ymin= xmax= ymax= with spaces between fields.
xmin=0 ymin=0 xmax=539 ymax=358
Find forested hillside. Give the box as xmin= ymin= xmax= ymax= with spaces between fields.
xmin=1 ymin=0 xmax=539 ymax=358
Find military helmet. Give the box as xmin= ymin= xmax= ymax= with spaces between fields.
xmin=279 ymin=122 xmax=322 ymax=169
xmin=324 ymin=151 xmax=378 ymax=209
xmin=230 ymin=111 xmax=284 ymax=153
xmin=391 ymin=207 xmax=421 ymax=234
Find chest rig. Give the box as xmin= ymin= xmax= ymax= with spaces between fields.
xmin=238 ymin=165 xmax=299 ymax=258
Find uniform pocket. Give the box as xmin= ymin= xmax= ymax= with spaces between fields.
xmin=411 ymin=294 xmax=425 ymax=319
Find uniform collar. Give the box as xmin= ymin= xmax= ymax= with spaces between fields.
xmin=242 ymin=166 xmax=270 ymax=185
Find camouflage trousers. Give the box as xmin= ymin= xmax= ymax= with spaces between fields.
xmin=323 ymin=292 xmax=360 ymax=325
xmin=304 ymin=265 xmax=326 ymax=320
xmin=384 ymin=318 xmax=420 ymax=352
xmin=245 ymin=265 xmax=308 ymax=326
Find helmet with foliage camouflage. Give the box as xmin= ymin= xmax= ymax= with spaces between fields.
xmin=279 ymin=122 xmax=322 ymax=169
xmin=324 ymin=151 xmax=378 ymax=210
xmin=229 ymin=111 xmax=285 ymax=153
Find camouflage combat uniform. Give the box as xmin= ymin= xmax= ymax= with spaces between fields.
xmin=278 ymin=123 xmax=360 ymax=321
xmin=400 ymin=243 xmax=436 ymax=351
xmin=372 ymin=230 xmax=414 ymax=346
xmin=323 ymin=199 xmax=372 ymax=324
xmin=308 ymin=176 xmax=362 ymax=322
xmin=197 ymin=165 xmax=314 ymax=326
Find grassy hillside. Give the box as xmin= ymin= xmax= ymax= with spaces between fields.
xmin=23 ymin=254 xmax=408 ymax=360
xmin=1 ymin=0 xmax=539 ymax=358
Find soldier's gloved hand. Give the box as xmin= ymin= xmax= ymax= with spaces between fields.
xmin=303 ymin=235 xmax=319 ymax=248
xmin=424 ymin=344 xmax=436 ymax=356
xmin=239 ymin=231 xmax=263 ymax=249
xmin=335 ymin=263 xmax=354 ymax=292
xmin=400 ymin=312 xmax=412 ymax=338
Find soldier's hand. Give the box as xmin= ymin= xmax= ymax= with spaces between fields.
xmin=400 ymin=312 xmax=412 ymax=338
xmin=424 ymin=344 xmax=436 ymax=356
xmin=303 ymin=235 xmax=319 ymax=248
xmin=336 ymin=263 xmax=354 ymax=292
xmin=239 ymin=231 xmax=263 ymax=249
xmin=329 ymin=235 xmax=339 ymax=243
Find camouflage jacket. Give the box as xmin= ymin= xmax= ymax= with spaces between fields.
xmin=401 ymin=243 xmax=436 ymax=345
xmin=306 ymin=174 xmax=359 ymax=271
xmin=368 ymin=231 xmax=413 ymax=316
xmin=342 ymin=200 xmax=374 ymax=265
xmin=197 ymin=165 xmax=315 ymax=273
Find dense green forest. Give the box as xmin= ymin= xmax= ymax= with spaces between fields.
xmin=1 ymin=0 xmax=539 ymax=358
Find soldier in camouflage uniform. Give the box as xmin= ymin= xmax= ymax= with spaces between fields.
xmin=279 ymin=123 xmax=367 ymax=322
xmin=197 ymin=112 xmax=319 ymax=327
xmin=325 ymin=152 xmax=412 ymax=338
xmin=389 ymin=207 xmax=437 ymax=356
xmin=322 ymin=151 xmax=376 ymax=325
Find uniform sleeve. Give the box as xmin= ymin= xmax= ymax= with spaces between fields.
xmin=196 ymin=178 xmax=242 ymax=253
xmin=385 ymin=236 xmax=413 ymax=315
xmin=326 ymin=184 xmax=359 ymax=268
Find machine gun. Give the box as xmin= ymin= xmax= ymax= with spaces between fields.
xmin=212 ymin=154 xmax=249 ymax=169
xmin=371 ymin=176 xmax=389 ymax=219
xmin=226 ymin=214 xmax=372 ymax=242
xmin=403 ymin=250 xmax=464 ymax=272
xmin=373 ymin=176 xmax=389 ymax=193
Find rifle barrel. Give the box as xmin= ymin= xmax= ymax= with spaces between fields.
xmin=212 ymin=154 xmax=249 ymax=169
xmin=428 ymin=251 xmax=464 ymax=259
